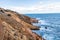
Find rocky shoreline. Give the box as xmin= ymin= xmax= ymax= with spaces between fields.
xmin=0 ymin=8 xmax=45 ymax=40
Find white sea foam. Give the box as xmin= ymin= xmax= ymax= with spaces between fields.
xmin=39 ymin=27 xmax=45 ymax=30
xmin=39 ymin=20 xmax=45 ymax=23
xmin=38 ymin=19 xmax=50 ymax=25
xmin=43 ymin=34 xmax=54 ymax=40
xmin=36 ymin=18 xmax=46 ymax=25
xmin=36 ymin=18 xmax=41 ymax=20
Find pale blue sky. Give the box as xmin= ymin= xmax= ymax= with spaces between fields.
xmin=0 ymin=0 xmax=40 ymax=7
xmin=0 ymin=0 xmax=60 ymax=14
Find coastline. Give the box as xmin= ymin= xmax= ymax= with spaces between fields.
xmin=0 ymin=8 xmax=44 ymax=40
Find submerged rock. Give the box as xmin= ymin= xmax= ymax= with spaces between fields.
xmin=0 ymin=8 xmax=44 ymax=40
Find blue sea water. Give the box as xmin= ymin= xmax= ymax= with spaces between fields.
xmin=25 ymin=13 xmax=60 ymax=40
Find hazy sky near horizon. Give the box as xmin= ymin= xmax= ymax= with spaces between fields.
xmin=0 ymin=0 xmax=60 ymax=14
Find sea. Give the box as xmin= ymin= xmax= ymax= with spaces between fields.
xmin=25 ymin=13 xmax=60 ymax=40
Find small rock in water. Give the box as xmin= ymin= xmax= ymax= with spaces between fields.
xmin=45 ymin=27 xmax=47 ymax=29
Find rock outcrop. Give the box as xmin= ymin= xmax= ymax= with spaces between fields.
xmin=0 ymin=8 xmax=44 ymax=40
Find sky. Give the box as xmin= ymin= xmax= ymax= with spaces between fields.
xmin=0 ymin=0 xmax=60 ymax=14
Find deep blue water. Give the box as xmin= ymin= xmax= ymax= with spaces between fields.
xmin=25 ymin=14 xmax=60 ymax=40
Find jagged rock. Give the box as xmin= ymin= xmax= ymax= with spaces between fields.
xmin=0 ymin=8 xmax=44 ymax=40
xmin=3 ymin=10 xmax=40 ymax=30
xmin=30 ymin=18 xmax=38 ymax=23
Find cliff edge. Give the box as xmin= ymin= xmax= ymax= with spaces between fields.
xmin=0 ymin=8 xmax=44 ymax=40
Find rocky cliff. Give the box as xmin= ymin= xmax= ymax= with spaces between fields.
xmin=0 ymin=8 xmax=44 ymax=40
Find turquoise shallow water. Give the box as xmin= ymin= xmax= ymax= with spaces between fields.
xmin=25 ymin=13 xmax=60 ymax=40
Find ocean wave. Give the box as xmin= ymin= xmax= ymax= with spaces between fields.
xmin=38 ymin=19 xmax=50 ymax=26
xmin=36 ymin=18 xmax=41 ymax=20
xmin=43 ymin=34 xmax=55 ymax=40
xmin=36 ymin=18 xmax=48 ymax=25
xmin=27 ymin=14 xmax=60 ymax=40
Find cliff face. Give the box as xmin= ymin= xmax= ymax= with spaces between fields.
xmin=0 ymin=8 xmax=44 ymax=40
